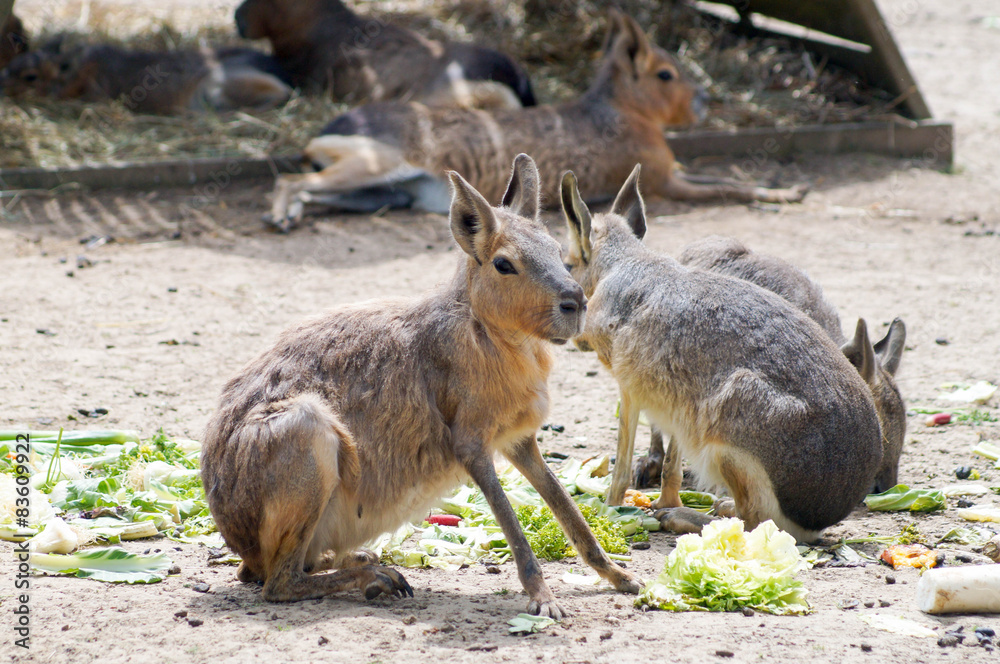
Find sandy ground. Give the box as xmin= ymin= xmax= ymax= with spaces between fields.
xmin=2 ymin=0 xmax=1000 ymax=662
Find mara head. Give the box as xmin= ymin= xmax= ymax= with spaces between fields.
xmin=0 ymin=39 xmax=64 ymax=98
xmin=235 ymin=0 xmax=329 ymax=41
xmin=448 ymin=154 xmax=586 ymax=345
xmin=561 ymin=163 xmax=647 ymax=300
xmin=841 ymin=318 xmax=907 ymax=493
xmin=1 ymin=13 xmax=29 ymax=70
xmin=591 ymin=10 xmax=705 ymax=128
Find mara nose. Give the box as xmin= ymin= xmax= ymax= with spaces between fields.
xmin=559 ymin=286 xmax=586 ymax=314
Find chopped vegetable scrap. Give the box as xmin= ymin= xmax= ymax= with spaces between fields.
xmin=623 ymin=489 xmax=651 ymax=508
xmin=879 ymin=544 xmax=941 ymax=569
xmin=937 ymin=527 xmax=993 ymax=547
xmin=425 ymin=514 xmax=462 ymax=527
xmin=30 ymin=547 xmax=174 ymax=584
xmin=508 ymin=613 xmax=557 ymax=634
xmin=957 ymin=506 xmax=1000 ymax=523
xmin=939 ymin=381 xmax=998 ymax=405
xmin=973 ymin=441 xmax=1000 ymax=467
xmin=858 ymin=614 xmax=936 ymax=638
xmin=864 ymin=485 xmax=946 ymax=512
xmin=366 ymin=455 xmax=656 ymax=570
xmin=925 ymin=413 xmax=952 ymax=427
xmin=636 ymin=518 xmax=810 ymax=615
xmin=1 ymin=429 xmax=214 ymax=552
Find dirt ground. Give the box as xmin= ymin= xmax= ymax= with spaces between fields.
xmin=2 ymin=0 xmax=1000 ymax=662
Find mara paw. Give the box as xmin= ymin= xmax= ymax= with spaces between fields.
xmin=362 ymin=565 xmax=414 ymax=600
xmin=632 ymin=453 xmax=664 ymax=488
xmin=527 ymin=598 xmax=568 ymax=620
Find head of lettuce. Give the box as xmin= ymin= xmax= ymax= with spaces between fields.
xmin=636 ymin=518 xmax=811 ymax=615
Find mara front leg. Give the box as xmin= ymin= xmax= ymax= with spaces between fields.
xmin=607 ymin=388 xmax=639 ymax=506
xmin=632 ymin=425 xmax=664 ymax=488
xmin=506 ymin=436 xmax=642 ymax=594
xmin=455 ymin=439 xmax=565 ymax=618
xmin=651 ymin=431 xmax=683 ymax=510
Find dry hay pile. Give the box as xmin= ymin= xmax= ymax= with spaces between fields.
xmin=1 ymin=0 xmax=899 ymax=170
xmin=383 ymin=0 xmax=900 ymax=127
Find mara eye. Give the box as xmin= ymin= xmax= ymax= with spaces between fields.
xmin=59 ymin=62 xmax=71 ymax=72
xmin=656 ymin=70 xmax=674 ymax=82
xmin=563 ymin=263 xmax=574 ymax=272
xmin=493 ymin=257 xmax=517 ymax=275
xmin=23 ymin=72 xmax=37 ymax=83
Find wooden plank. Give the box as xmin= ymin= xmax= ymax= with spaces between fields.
xmin=0 ymin=155 xmax=299 ymax=192
xmin=666 ymin=120 xmax=952 ymax=164
xmin=846 ymin=0 xmax=931 ymax=119
xmin=706 ymin=1 xmax=872 ymax=43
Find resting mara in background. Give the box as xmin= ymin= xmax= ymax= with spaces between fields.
xmin=234 ymin=0 xmax=534 ymax=109
xmin=560 ymin=165 xmax=881 ymax=543
xmin=0 ymin=40 xmax=292 ymax=114
xmin=0 ymin=13 xmax=28 ymax=70
xmin=630 ymin=237 xmax=907 ymax=517
xmin=201 ymin=155 xmax=642 ymax=617
xmin=266 ymin=10 xmax=806 ymax=231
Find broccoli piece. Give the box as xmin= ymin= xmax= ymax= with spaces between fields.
xmin=579 ymin=505 xmax=630 ymax=555
xmin=515 ymin=504 xmax=633 ymax=560
xmin=516 ymin=505 xmax=575 ymax=561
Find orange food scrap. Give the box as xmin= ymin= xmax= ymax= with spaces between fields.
xmin=623 ymin=490 xmax=651 ymax=508
xmin=880 ymin=544 xmax=939 ymax=569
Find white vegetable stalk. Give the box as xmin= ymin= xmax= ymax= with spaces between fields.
xmin=917 ymin=566 xmax=1000 ymax=614
xmin=28 ymin=517 xmax=79 ymax=554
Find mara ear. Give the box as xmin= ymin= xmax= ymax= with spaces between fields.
xmin=609 ymin=12 xmax=651 ymax=75
xmin=600 ymin=9 xmax=625 ymax=56
xmin=841 ymin=318 xmax=877 ymax=386
xmin=560 ymin=171 xmax=592 ymax=263
xmin=447 ymin=170 xmax=498 ymax=264
xmin=610 ymin=164 xmax=646 ymax=239
xmin=873 ymin=317 xmax=906 ymax=376
xmin=500 ymin=153 xmax=540 ymax=219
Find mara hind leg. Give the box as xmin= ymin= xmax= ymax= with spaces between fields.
xmin=269 ymin=135 xmax=419 ymax=230
xmin=646 ymin=159 xmax=808 ymax=204
xmin=714 ymin=446 xmax=775 ymax=531
xmin=654 ymin=443 xmax=769 ymax=536
xmin=242 ymin=394 xmax=412 ymax=602
xmin=215 ymin=70 xmax=292 ymax=111
xmin=713 ymin=445 xmax=816 ymax=541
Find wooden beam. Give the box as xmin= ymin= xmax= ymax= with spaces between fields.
xmin=0 ymin=121 xmax=952 ymax=194
xmin=666 ymin=120 xmax=952 ymax=164
xmin=0 ymin=0 xmax=15 ymax=30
